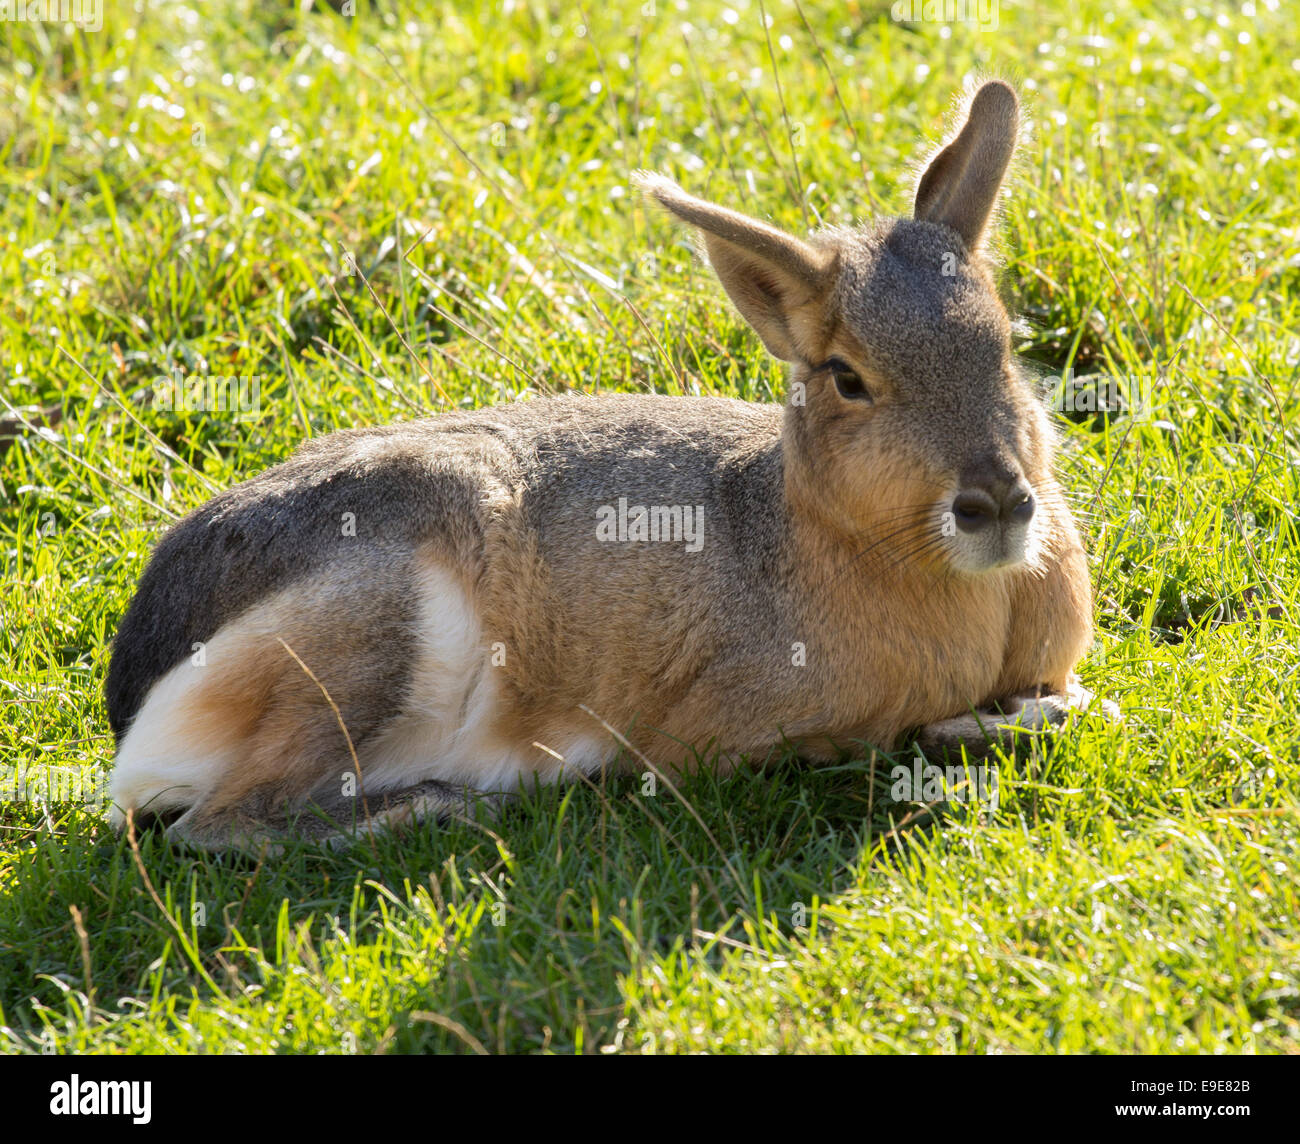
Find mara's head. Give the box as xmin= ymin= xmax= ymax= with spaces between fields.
xmin=637 ymin=80 xmax=1056 ymax=578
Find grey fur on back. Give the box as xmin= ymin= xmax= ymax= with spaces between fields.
xmin=105 ymin=395 xmax=785 ymax=743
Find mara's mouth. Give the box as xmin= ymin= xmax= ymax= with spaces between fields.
xmin=941 ymin=510 xmax=1036 ymax=575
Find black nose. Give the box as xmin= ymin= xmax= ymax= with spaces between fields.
xmin=951 ymin=483 xmax=1035 ymax=533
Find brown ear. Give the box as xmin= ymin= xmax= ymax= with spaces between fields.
xmin=914 ymin=80 xmax=1020 ymax=252
xmin=634 ymin=171 xmax=833 ymax=362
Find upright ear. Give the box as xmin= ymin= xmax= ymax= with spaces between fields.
xmin=634 ymin=171 xmax=834 ymax=362
xmin=914 ymin=80 xmax=1020 ymax=252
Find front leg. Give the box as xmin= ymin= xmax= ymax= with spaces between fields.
xmin=996 ymin=522 xmax=1095 ymax=697
xmin=917 ymin=518 xmax=1116 ymax=760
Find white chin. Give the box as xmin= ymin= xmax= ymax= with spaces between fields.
xmin=949 ymin=527 xmax=1033 ymax=574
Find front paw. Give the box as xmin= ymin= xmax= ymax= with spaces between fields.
xmin=913 ymin=677 xmax=1117 ymax=760
xmin=1059 ymin=676 xmax=1122 ymax=723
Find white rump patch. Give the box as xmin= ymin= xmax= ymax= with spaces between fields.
xmin=109 ymin=632 xmax=251 ymax=828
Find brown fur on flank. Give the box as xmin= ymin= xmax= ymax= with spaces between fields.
xmin=106 ymin=80 xmax=1109 ymax=850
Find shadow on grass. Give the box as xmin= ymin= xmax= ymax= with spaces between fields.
xmin=0 ymin=737 xmax=1048 ymax=1052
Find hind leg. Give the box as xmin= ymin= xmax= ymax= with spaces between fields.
xmin=109 ymin=568 xmax=423 ymax=849
xmin=109 ymin=556 xmax=543 ymax=852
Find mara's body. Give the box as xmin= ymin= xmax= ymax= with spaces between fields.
xmin=108 ymin=390 xmax=1089 ymax=847
xmin=106 ymin=81 xmax=1104 ymax=849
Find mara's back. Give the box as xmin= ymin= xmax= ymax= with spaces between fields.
xmin=105 ymin=393 xmax=784 ymax=742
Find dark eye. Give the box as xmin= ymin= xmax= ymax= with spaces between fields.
xmin=827 ymin=357 xmax=871 ymax=402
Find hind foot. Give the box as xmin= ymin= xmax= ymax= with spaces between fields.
xmin=149 ymin=780 xmax=504 ymax=854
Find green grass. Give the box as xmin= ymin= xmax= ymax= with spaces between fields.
xmin=2 ymin=0 xmax=1298 ymax=1054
